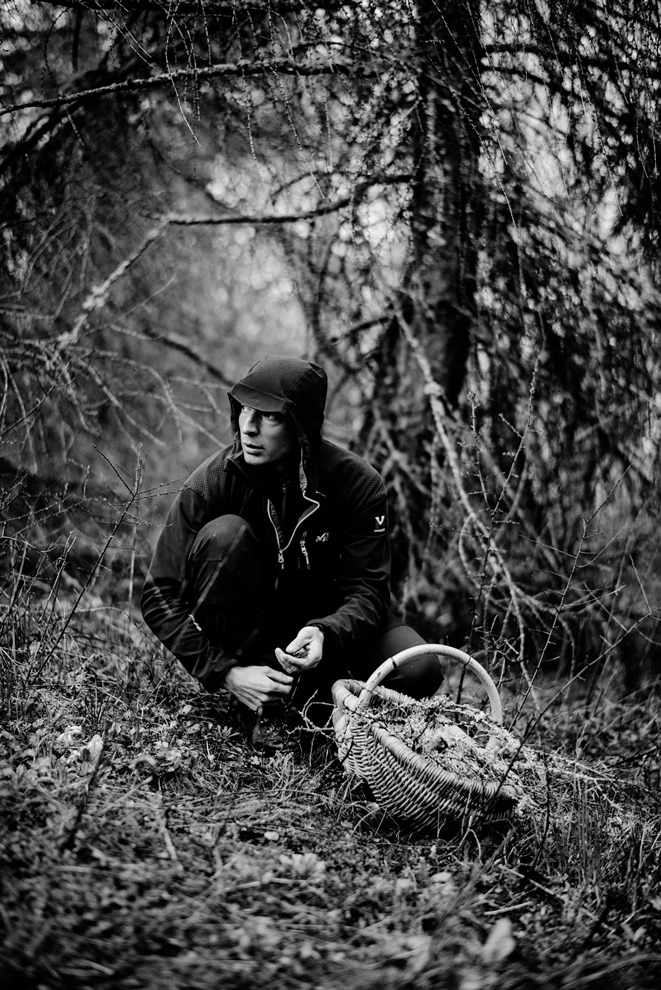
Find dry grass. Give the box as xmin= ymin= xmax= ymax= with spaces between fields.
xmin=1 ymin=584 xmax=661 ymax=990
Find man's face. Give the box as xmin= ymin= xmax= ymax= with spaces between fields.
xmin=238 ymin=405 xmax=297 ymax=472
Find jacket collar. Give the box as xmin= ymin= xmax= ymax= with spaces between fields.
xmin=227 ymin=447 xmax=319 ymax=498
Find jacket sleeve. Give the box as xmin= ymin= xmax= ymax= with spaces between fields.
xmin=140 ymin=468 xmax=236 ymax=693
xmin=305 ymin=469 xmax=391 ymax=652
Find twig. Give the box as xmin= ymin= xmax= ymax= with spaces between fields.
xmin=154 ymin=798 xmax=183 ymax=869
xmin=397 ymin=311 xmax=541 ymax=708
xmin=31 ymin=462 xmax=142 ymax=679
xmin=59 ymin=733 xmax=106 ymax=853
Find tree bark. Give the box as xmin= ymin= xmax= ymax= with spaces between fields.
xmin=361 ymin=0 xmax=484 ymax=591
xmin=375 ymin=0 xmax=483 ymax=422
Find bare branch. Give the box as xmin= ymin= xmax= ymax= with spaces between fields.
xmin=484 ymin=43 xmax=661 ymax=82
xmin=0 ymin=57 xmax=378 ymax=119
xmin=165 ymin=173 xmax=410 ymax=225
xmin=47 ymin=172 xmax=408 ymax=357
xmin=38 ymin=0 xmax=359 ymax=14
xmin=137 ymin=326 xmax=232 ymax=387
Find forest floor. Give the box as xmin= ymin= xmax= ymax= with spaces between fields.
xmin=1 ymin=596 xmax=661 ymax=990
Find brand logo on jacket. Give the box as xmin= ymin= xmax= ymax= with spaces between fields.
xmin=316 ymin=532 xmax=329 ymax=542
xmin=374 ymin=515 xmax=386 ymax=534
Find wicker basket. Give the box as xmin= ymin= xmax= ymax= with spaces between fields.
xmin=331 ymin=644 xmax=521 ymax=833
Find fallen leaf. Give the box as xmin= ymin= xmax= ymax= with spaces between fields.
xmin=82 ymin=734 xmax=103 ymax=763
xmin=55 ymin=725 xmax=83 ymax=748
xmin=482 ymin=917 xmax=515 ymax=963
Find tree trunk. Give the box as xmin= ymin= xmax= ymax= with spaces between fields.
xmin=363 ymin=0 xmax=484 ymax=588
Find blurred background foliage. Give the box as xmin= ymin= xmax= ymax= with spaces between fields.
xmin=1 ymin=0 xmax=660 ymax=684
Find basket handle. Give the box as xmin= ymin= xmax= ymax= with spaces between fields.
xmin=355 ymin=644 xmax=503 ymax=724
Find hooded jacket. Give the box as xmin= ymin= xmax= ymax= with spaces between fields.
xmin=140 ymin=355 xmax=392 ymax=692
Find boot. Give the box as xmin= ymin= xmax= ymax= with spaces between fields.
xmin=229 ymin=698 xmax=298 ymax=753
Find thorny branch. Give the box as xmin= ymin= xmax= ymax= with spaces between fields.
xmin=397 ymin=312 xmax=542 ymax=708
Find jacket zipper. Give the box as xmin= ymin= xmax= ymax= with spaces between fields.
xmin=226 ymin=455 xmax=321 ymax=573
xmin=267 ymin=490 xmax=320 ymax=570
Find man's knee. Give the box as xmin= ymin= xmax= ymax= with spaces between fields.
xmin=382 ymin=621 xmax=444 ymax=697
xmin=189 ymin=514 xmax=256 ymax=560
xmin=188 ymin=514 xmax=263 ymax=604
xmin=384 ymin=651 xmax=444 ymax=699
xmin=355 ymin=618 xmax=445 ymax=698
xmin=378 ymin=630 xmax=444 ymax=699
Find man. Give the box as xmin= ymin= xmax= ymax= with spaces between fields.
xmin=141 ymin=355 xmax=442 ymax=748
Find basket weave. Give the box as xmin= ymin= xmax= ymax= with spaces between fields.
xmin=331 ymin=644 xmax=521 ymax=832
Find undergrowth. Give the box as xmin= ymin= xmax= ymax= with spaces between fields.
xmin=1 ymin=566 xmax=661 ymax=990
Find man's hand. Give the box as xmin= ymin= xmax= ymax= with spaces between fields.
xmin=275 ymin=625 xmax=324 ymax=674
xmin=222 ymin=665 xmax=294 ymax=712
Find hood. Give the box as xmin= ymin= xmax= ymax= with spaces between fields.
xmin=228 ymin=355 xmax=328 ymax=471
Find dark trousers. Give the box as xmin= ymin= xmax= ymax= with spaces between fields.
xmin=188 ymin=514 xmax=443 ymax=707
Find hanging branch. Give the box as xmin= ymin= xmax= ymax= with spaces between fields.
xmin=41 ymin=1 xmax=358 ymax=15
xmin=0 ymin=57 xmax=379 ymax=119
xmin=52 ymin=174 xmax=409 ymax=351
